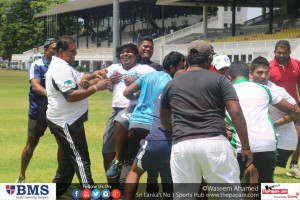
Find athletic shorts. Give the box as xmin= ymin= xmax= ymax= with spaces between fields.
xmin=129 ymin=123 xmax=151 ymax=132
xmin=135 ymin=140 xmax=172 ymax=171
xmin=102 ymin=108 xmax=125 ymax=154
xmin=276 ymin=148 xmax=293 ymax=168
xmin=28 ymin=116 xmax=48 ymax=137
xmin=114 ymin=105 xmax=135 ymax=130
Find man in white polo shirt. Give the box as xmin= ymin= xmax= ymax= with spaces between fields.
xmin=228 ymin=61 xmax=300 ymax=183
xmin=46 ymin=36 xmax=111 ymax=196
xmin=250 ymin=56 xmax=298 ymax=174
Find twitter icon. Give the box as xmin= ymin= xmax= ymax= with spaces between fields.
xmin=91 ymin=189 xmax=101 ymax=199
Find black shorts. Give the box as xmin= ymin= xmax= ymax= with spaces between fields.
xmin=28 ymin=116 xmax=47 ymax=137
xmin=276 ymin=148 xmax=293 ymax=168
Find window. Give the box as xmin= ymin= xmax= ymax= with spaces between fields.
xmin=234 ymin=55 xmax=239 ymax=61
xmin=224 ymin=23 xmax=228 ymax=28
xmin=237 ymin=7 xmax=241 ymax=12
xmin=241 ymin=54 xmax=246 ymax=62
xmin=248 ymin=54 xmax=253 ymax=62
xmin=228 ymin=55 xmax=232 ymax=61
xmin=224 ymin=7 xmax=228 ymax=11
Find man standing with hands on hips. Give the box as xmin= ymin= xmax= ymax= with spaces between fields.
xmin=46 ymin=35 xmax=111 ymax=196
xmin=16 ymin=38 xmax=62 ymax=183
xmin=269 ymin=40 xmax=300 ymax=178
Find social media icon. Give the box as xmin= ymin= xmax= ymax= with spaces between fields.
xmin=72 ymin=189 xmax=81 ymax=199
xmin=82 ymin=189 xmax=91 ymax=199
xmin=111 ymin=189 xmax=121 ymax=199
xmin=101 ymin=189 xmax=111 ymax=199
xmin=91 ymin=189 xmax=101 ymax=199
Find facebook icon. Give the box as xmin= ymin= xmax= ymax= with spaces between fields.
xmin=72 ymin=189 xmax=81 ymax=199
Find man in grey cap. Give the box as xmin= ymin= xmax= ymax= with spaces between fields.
xmin=160 ymin=40 xmax=253 ymax=194
xmin=16 ymin=38 xmax=62 ymax=183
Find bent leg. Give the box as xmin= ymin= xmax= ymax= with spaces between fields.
xmin=114 ymin=121 xmax=128 ymax=162
xmin=290 ymin=125 xmax=300 ymax=166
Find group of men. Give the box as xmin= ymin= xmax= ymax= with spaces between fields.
xmin=16 ymin=35 xmax=300 ymax=198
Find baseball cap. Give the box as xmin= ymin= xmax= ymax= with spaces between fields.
xmin=116 ymin=42 xmax=139 ymax=59
xmin=44 ymin=38 xmax=56 ymax=48
xmin=212 ymin=55 xmax=231 ymax=70
xmin=187 ymin=40 xmax=212 ymax=56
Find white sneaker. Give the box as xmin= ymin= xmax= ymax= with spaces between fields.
xmin=286 ymin=165 xmax=300 ymax=179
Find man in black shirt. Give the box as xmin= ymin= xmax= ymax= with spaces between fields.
xmin=138 ymin=36 xmax=163 ymax=71
xmin=160 ymin=40 xmax=253 ymax=195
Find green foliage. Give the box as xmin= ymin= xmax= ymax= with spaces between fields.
xmin=1 ymin=63 xmax=6 ymax=69
xmin=76 ymin=65 xmax=84 ymax=72
xmin=0 ymin=0 xmax=70 ymax=61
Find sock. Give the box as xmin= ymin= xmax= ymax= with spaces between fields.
xmin=290 ymin=161 xmax=298 ymax=168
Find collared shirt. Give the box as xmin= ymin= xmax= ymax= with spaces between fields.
xmin=269 ymin=57 xmax=300 ymax=103
xmin=228 ymin=77 xmax=282 ymax=153
xmin=46 ymin=56 xmax=87 ymax=128
xmin=28 ymin=56 xmax=49 ymax=118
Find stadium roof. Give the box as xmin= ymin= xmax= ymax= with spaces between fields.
xmin=35 ymin=0 xmax=131 ymax=18
xmin=156 ymin=0 xmax=281 ymax=7
xmin=35 ymin=0 xmax=289 ymax=19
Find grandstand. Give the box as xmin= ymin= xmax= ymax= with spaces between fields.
xmin=11 ymin=0 xmax=300 ymax=71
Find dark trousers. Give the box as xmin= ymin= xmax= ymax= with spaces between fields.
xmin=238 ymin=151 xmax=276 ymax=183
xmin=119 ymin=128 xmax=149 ymax=190
xmin=47 ymin=118 xmax=94 ymax=196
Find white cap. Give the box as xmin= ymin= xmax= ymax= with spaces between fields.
xmin=212 ymin=55 xmax=231 ymax=70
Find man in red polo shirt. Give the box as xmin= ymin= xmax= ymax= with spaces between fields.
xmin=269 ymin=40 xmax=300 ymax=179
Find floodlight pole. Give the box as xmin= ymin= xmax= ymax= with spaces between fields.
xmin=203 ymin=4 xmax=207 ymax=39
xmin=113 ymin=0 xmax=120 ymax=64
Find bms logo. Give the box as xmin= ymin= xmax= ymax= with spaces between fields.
xmin=6 ymin=185 xmax=15 ymax=195
xmin=6 ymin=185 xmax=49 ymax=195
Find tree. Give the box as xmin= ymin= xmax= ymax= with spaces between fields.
xmin=0 ymin=0 xmax=69 ymax=61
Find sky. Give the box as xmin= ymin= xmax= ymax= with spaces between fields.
xmin=247 ymin=7 xmax=262 ymax=20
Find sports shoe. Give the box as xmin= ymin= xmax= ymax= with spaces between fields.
xmin=105 ymin=160 xmax=122 ymax=178
xmin=15 ymin=177 xmax=25 ymax=183
xmin=286 ymin=165 xmax=300 ymax=179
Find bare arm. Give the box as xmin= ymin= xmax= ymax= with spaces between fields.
xmin=82 ymin=68 xmax=108 ymax=81
xmin=124 ymin=76 xmax=138 ymax=86
xmin=123 ymin=82 xmax=141 ymax=100
xmin=160 ymin=107 xmax=173 ymax=130
xmin=273 ymin=99 xmax=300 ymax=120
xmin=273 ymin=106 xmax=299 ymax=127
xmin=31 ymin=79 xmax=47 ymax=96
xmin=225 ymin=99 xmax=253 ymax=167
xmin=66 ymin=78 xmax=111 ymax=102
